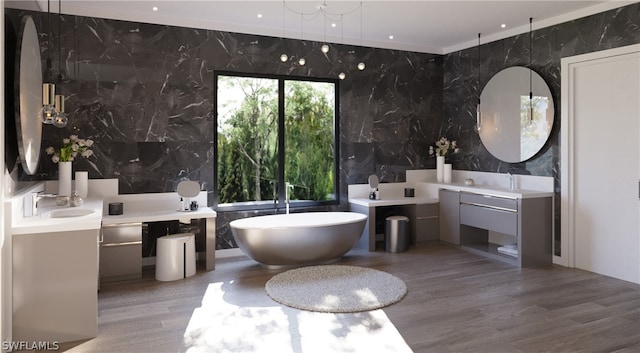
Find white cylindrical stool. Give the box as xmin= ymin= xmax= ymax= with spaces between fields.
xmin=155 ymin=233 xmax=196 ymax=281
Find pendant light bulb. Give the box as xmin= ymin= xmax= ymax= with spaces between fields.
xmin=53 ymin=113 xmax=68 ymax=128
xmin=357 ymin=62 xmax=365 ymax=71
xmin=53 ymin=95 xmax=67 ymax=128
xmin=338 ymin=72 xmax=346 ymax=80
xmin=298 ymin=57 xmax=306 ymax=66
xmin=321 ymin=44 xmax=329 ymax=53
xmin=280 ymin=53 xmax=288 ymax=62
xmin=41 ymin=106 xmax=56 ymax=124
xmin=41 ymin=83 xmax=56 ymax=124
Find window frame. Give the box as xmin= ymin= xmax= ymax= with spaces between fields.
xmin=213 ymin=70 xmax=340 ymax=212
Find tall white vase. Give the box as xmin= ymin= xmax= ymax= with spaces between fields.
xmin=75 ymin=171 xmax=88 ymax=198
xmin=436 ymin=156 xmax=444 ymax=183
xmin=444 ymin=164 xmax=453 ymax=183
xmin=58 ymin=161 xmax=72 ymax=197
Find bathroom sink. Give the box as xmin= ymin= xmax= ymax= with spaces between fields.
xmin=47 ymin=208 xmax=96 ymax=218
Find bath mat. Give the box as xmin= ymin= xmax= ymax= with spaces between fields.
xmin=265 ymin=265 xmax=407 ymax=313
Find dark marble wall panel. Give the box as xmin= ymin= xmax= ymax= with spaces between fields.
xmin=6 ymin=8 xmax=442 ymax=249
xmin=7 ymin=4 xmax=637 ymax=250
xmin=444 ymin=3 xmax=639 ymax=174
xmin=443 ymin=3 xmax=640 ymax=254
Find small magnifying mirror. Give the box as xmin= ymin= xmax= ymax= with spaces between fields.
xmin=368 ymin=174 xmax=379 ymax=189
xmin=177 ymin=180 xmax=200 ymax=198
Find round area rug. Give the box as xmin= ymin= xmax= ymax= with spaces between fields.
xmin=265 ymin=265 xmax=407 ymax=313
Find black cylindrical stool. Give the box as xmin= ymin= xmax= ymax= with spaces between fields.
xmin=385 ymin=215 xmax=410 ymax=253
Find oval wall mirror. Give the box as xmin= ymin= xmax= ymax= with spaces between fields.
xmin=478 ymin=66 xmax=554 ymax=163
xmin=4 ymin=15 xmax=19 ymax=174
xmin=15 ymin=15 xmax=43 ymax=175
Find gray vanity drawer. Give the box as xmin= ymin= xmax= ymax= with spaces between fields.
xmin=100 ymin=222 xmax=142 ymax=282
xmin=415 ymin=203 xmax=439 ymax=218
xmin=460 ymin=192 xmax=518 ymax=212
xmin=460 ymin=203 xmax=518 ymax=235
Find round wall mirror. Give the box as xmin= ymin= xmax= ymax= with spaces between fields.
xmin=478 ymin=66 xmax=554 ymax=163
xmin=15 ymin=15 xmax=43 ymax=175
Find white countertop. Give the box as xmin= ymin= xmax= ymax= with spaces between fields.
xmin=422 ymin=182 xmax=554 ymax=199
xmin=10 ymin=189 xmax=217 ymax=234
xmin=11 ymin=198 xmax=104 ymax=235
xmin=349 ymin=196 xmax=438 ymax=207
xmin=101 ymin=206 xmax=216 ymax=225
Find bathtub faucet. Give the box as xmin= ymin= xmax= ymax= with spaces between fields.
xmin=285 ymin=182 xmax=294 ymax=214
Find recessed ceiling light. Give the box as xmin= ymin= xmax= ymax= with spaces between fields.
xmin=389 ymin=35 xmax=394 ymax=40
xmin=331 ymin=23 xmax=337 ymax=28
xmin=152 ymin=6 xmax=158 ymax=12
xmin=257 ymin=14 xmax=263 ymax=19
xmin=501 ymin=23 xmax=506 ymax=28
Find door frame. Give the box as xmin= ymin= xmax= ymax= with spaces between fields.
xmin=560 ymin=43 xmax=640 ymax=268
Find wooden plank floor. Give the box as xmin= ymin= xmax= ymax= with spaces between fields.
xmin=60 ymin=243 xmax=640 ymax=352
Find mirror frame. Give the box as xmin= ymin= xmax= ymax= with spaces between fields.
xmin=478 ymin=66 xmax=554 ymax=163
xmin=15 ymin=15 xmax=43 ymax=175
xmin=4 ymin=15 xmax=19 ymax=174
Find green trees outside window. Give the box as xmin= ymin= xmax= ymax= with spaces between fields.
xmin=215 ymin=73 xmax=338 ymax=210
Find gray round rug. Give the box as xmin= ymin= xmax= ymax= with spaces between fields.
xmin=265 ymin=265 xmax=407 ymax=313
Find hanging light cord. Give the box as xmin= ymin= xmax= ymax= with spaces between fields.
xmin=477 ymin=32 xmax=481 ymax=107
xmin=58 ymin=0 xmax=62 ymax=82
xmin=476 ymin=32 xmax=481 ymax=129
xmin=360 ymin=1 xmax=363 ymax=46
xmin=529 ymin=17 xmax=533 ymax=122
xmin=282 ymin=0 xmax=285 ymax=37
xmin=46 ymin=0 xmax=52 ymax=78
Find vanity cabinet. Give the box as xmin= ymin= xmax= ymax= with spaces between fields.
xmin=414 ymin=203 xmax=439 ymax=242
xmin=100 ymin=222 xmax=143 ymax=283
xmin=458 ymin=191 xmax=552 ymax=267
xmin=439 ymin=189 xmax=460 ymax=245
xmin=13 ymin=230 xmax=99 ymax=342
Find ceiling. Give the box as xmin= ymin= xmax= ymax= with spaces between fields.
xmin=10 ymin=0 xmax=636 ymax=54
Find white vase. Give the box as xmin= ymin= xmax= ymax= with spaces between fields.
xmin=58 ymin=161 xmax=72 ymax=197
xmin=436 ymin=156 xmax=444 ymax=183
xmin=444 ymin=164 xmax=452 ymax=183
xmin=75 ymin=171 xmax=88 ymax=198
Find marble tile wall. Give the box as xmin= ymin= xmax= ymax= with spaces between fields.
xmin=5 ymin=8 xmax=442 ymax=249
xmin=6 ymin=4 xmax=639 ymax=250
xmin=443 ymin=3 xmax=640 ymax=176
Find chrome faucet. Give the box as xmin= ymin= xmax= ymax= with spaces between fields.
xmin=506 ymin=172 xmax=515 ymax=190
xmin=285 ymin=182 xmax=294 ymax=214
xmin=27 ymin=191 xmax=57 ymax=217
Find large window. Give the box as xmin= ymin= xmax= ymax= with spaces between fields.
xmin=214 ymin=72 xmax=339 ymax=211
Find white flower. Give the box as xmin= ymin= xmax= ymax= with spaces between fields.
xmin=431 ymin=137 xmax=460 ymax=158
xmin=47 ymin=135 xmax=96 ymax=163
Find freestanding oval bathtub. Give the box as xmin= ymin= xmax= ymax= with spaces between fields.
xmin=230 ymin=212 xmax=367 ymax=269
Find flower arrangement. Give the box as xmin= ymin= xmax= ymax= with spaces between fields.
xmin=45 ymin=135 xmax=94 ymax=163
xmin=429 ymin=137 xmax=459 ymax=158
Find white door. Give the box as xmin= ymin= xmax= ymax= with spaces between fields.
xmin=561 ymin=45 xmax=640 ymax=284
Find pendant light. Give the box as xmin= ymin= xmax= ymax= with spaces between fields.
xmin=357 ymin=1 xmax=365 ymax=71
xmin=279 ymin=1 xmax=288 ymax=62
xmin=298 ymin=13 xmax=305 ymax=65
xmin=52 ymin=0 xmax=67 ymax=128
xmin=53 ymin=94 xmax=68 ymax=127
xmin=475 ymin=32 xmax=482 ymax=132
xmin=338 ymin=14 xmax=345 ymax=79
xmin=320 ymin=2 xmax=329 ymax=54
xmin=41 ymin=0 xmax=56 ymax=124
